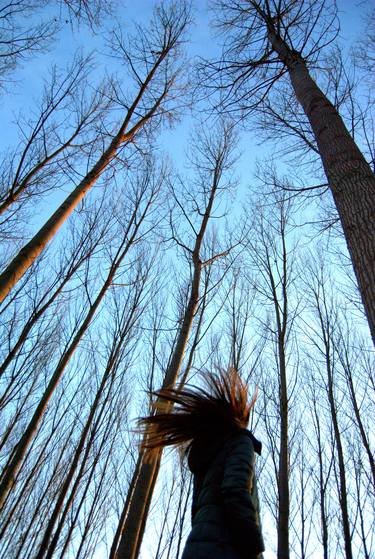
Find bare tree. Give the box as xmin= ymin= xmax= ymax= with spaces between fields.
xmin=204 ymin=0 xmax=375 ymax=344
xmin=0 ymin=1 xmax=56 ymax=86
xmin=303 ymin=263 xmax=354 ymax=559
xmin=0 ymin=158 xmax=164 ymax=509
xmin=60 ymin=0 xmax=116 ymax=28
xmin=0 ymin=0 xmax=118 ymax=88
xmin=307 ymin=375 xmax=334 ymax=559
xmin=0 ymin=194 xmax=110 ymax=380
xmin=33 ymin=256 xmax=152 ymax=559
xmin=0 ymin=53 xmax=107 ymax=224
xmin=334 ymin=324 xmax=375 ymax=493
xmin=0 ymin=1 xmax=190 ymax=303
xmin=112 ymin=121 xmax=238 ymax=559
xmin=245 ymin=188 xmax=300 ymax=559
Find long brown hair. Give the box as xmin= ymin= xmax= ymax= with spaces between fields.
xmin=138 ymin=369 xmax=257 ymax=451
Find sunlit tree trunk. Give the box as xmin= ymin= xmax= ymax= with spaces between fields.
xmin=114 ymin=264 xmax=202 ymax=559
xmin=113 ymin=124 xmax=236 ymax=559
xmin=0 ymin=3 xmax=189 ymax=303
xmin=268 ymin=29 xmax=375 ymax=345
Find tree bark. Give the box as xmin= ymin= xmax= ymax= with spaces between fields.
xmin=269 ymin=31 xmax=375 ymax=344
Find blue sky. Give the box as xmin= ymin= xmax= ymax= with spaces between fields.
xmin=0 ymin=2 xmax=372 ymax=558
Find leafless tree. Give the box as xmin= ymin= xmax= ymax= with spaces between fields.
xmin=203 ymin=0 xmax=375 ymax=344
xmin=245 ymin=188 xmax=300 ymax=559
xmin=303 ymin=263 xmax=354 ymax=559
xmin=0 ymin=1 xmax=56 ymax=86
xmin=0 ymin=53 xmax=108 ymax=228
xmin=112 ymin=121 xmax=239 ymax=559
xmin=0 ymin=157 xmax=165 ymax=509
xmin=0 ymin=1 xmax=190 ymax=303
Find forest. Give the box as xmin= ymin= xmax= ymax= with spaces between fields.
xmin=0 ymin=1 xmax=374 ymax=558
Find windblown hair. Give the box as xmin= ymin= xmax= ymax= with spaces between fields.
xmin=138 ymin=369 xmax=257 ymax=451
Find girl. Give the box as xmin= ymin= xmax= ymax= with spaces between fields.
xmin=138 ymin=369 xmax=265 ymax=559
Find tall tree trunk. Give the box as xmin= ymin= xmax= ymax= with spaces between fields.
xmin=112 ymin=123 xmax=234 ymax=559
xmin=37 ymin=295 xmax=141 ymax=558
xmin=114 ymin=273 xmax=201 ymax=559
xmin=325 ymin=363 xmax=353 ymax=559
xmin=338 ymin=344 xmax=375 ymax=491
xmin=277 ymin=342 xmax=289 ymax=559
xmin=35 ymin=376 xmax=115 ymax=558
xmin=314 ymin=298 xmax=353 ymax=559
xmin=109 ymin=454 xmax=143 ymax=559
xmin=269 ymin=31 xmax=375 ymax=344
xmin=264 ymin=202 xmax=291 ymax=559
xmin=311 ymin=398 xmax=330 ymax=559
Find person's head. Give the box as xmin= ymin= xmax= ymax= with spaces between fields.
xmin=138 ymin=368 xmax=258 ymax=452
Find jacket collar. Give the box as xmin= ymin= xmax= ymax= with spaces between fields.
xmin=241 ymin=429 xmax=262 ymax=456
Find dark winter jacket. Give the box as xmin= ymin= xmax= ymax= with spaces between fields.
xmin=181 ymin=429 xmax=265 ymax=559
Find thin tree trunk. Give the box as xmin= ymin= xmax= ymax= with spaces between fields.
xmin=72 ymin=433 xmax=118 ymax=559
xmin=0 ymin=125 xmax=84 ymax=216
xmin=314 ymin=300 xmax=353 ymax=559
xmin=0 ymin=205 xmax=144 ymax=508
xmin=108 ymin=454 xmax=143 ymax=559
xmin=114 ymin=278 xmax=201 ymax=559
xmin=0 ymin=248 xmax=94 ymax=378
xmin=277 ymin=343 xmax=289 ymax=559
xmin=38 ymin=293 xmax=141 ymax=558
xmin=265 ymin=207 xmax=290 ymax=559
xmin=35 ymin=377 xmax=115 ymax=558
xmin=325 ymin=365 xmax=353 ymax=559
xmin=312 ymin=399 xmax=330 ymax=559
xmin=338 ymin=345 xmax=375 ymax=491
xmin=269 ymin=31 xmax=375 ymax=344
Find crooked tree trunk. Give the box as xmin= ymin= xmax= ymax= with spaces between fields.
xmin=269 ymin=33 xmax=375 ymax=345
